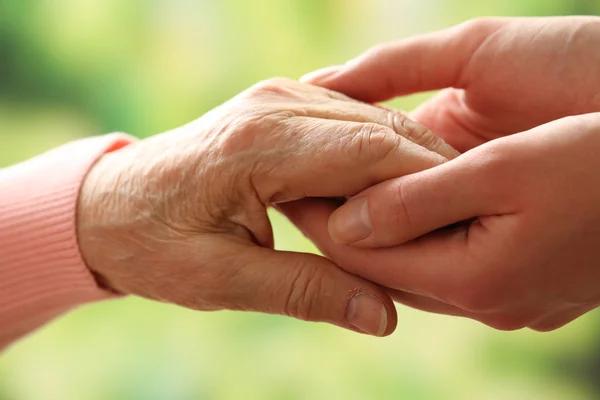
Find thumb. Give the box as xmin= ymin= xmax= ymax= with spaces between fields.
xmin=222 ymin=242 xmax=397 ymax=336
xmin=327 ymin=145 xmax=511 ymax=247
xmin=301 ymin=18 xmax=503 ymax=103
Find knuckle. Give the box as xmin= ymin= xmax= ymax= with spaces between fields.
xmin=352 ymin=123 xmax=398 ymax=163
xmin=415 ymin=130 xmax=439 ymax=151
xmin=249 ymin=77 xmax=297 ymax=98
xmin=395 ymin=114 xmax=436 ymax=147
xmin=283 ymin=264 xmax=325 ymax=321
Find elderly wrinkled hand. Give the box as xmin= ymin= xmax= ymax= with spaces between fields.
xmin=77 ymin=78 xmax=456 ymax=337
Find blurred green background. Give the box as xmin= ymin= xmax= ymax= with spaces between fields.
xmin=2 ymin=1 xmax=600 ymax=399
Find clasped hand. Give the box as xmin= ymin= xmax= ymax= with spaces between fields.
xmin=285 ymin=16 xmax=600 ymax=332
xmin=79 ymin=16 xmax=600 ymax=337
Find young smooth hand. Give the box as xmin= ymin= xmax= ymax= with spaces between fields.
xmin=304 ymin=16 xmax=600 ymax=152
xmin=282 ymin=113 xmax=600 ymax=332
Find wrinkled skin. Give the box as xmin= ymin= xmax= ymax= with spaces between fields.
xmin=77 ymin=78 xmax=455 ymax=337
xmin=288 ymin=16 xmax=600 ymax=332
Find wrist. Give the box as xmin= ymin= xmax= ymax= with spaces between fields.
xmin=76 ymin=138 xmax=134 ymax=294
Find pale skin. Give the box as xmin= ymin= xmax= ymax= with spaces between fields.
xmin=284 ymin=16 xmax=600 ymax=331
xmin=77 ymin=78 xmax=456 ymax=337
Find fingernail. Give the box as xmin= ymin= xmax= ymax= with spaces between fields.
xmin=346 ymin=293 xmax=388 ymax=336
xmin=300 ymin=65 xmax=341 ymax=83
xmin=328 ymin=197 xmax=372 ymax=244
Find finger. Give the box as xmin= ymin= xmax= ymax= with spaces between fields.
xmin=388 ymin=289 xmax=473 ymax=318
xmin=301 ymin=19 xmax=504 ymax=103
xmin=258 ymin=118 xmax=448 ymax=203
xmin=259 ymin=78 xmax=459 ymax=159
xmin=393 ymin=287 xmax=542 ymax=333
xmin=279 ymin=201 xmax=539 ymax=332
xmin=326 ymin=143 xmax=514 ymax=247
xmin=278 ymin=198 xmax=472 ymax=301
xmin=305 ymin=99 xmax=460 ymax=159
xmin=390 ymin=289 xmax=539 ymax=332
xmin=210 ymin=239 xmax=398 ymax=337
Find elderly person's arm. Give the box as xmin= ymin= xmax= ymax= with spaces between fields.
xmin=0 ymin=78 xmax=455 ymax=350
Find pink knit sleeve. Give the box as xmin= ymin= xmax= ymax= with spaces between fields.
xmin=0 ymin=133 xmax=136 ymax=350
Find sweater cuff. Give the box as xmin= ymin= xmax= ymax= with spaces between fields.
xmin=0 ymin=133 xmax=136 ymax=348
